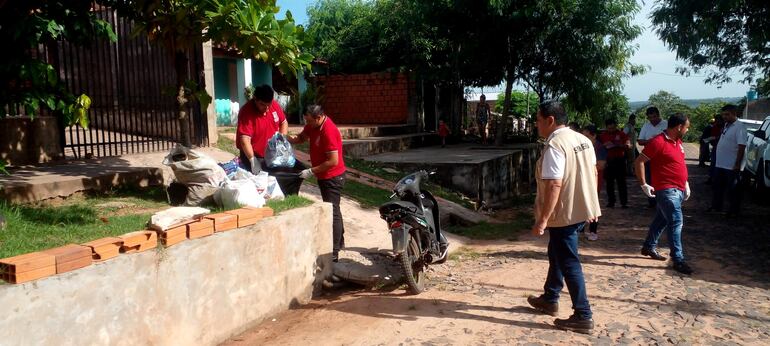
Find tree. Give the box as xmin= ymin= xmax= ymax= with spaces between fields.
xmin=489 ymin=0 xmax=643 ymax=144
xmin=494 ymin=90 xmax=539 ymax=117
xmin=651 ymin=0 xmax=770 ymax=85
xmin=686 ymin=101 xmax=724 ymax=142
xmin=647 ymin=90 xmax=691 ymax=117
xmin=0 ymin=0 xmax=115 ymax=127
xmin=110 ymin=0 xmax=312 ymax=146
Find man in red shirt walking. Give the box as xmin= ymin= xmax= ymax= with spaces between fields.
xmin=288 ymin=105 xmax=347 ymax=261
xmin=633 ymin=113 xmax=693 ymax=275
xmin=236 ymin=84 xmax=288 ymax=173
xmin=598 ymin=119 xmax=630 ymax=208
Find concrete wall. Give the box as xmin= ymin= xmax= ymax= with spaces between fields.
xmin=0 ymin=203 xmax=333 ymax=346
xmin=0 ymin=116 xmax=62 ymax=165
xmin=316 ymin=72 xmax=412 ymax=124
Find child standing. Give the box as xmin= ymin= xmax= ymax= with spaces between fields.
xmin=438 ymin=120 xmax=451 ymax=147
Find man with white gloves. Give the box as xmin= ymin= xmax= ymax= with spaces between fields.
xmin=288 ymin=105 xmax=347 ymax=262
xmin=633 ymin=113 xmax=693 ymax=275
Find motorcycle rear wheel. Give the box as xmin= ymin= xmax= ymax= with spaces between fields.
xmin=400 ymin=234 xmax=425 ymax=294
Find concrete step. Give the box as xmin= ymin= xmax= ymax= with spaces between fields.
xmin=343 ymin=133 xmax=439 ymax=158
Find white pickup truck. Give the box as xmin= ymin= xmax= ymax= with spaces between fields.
xmin=745 ymin=116 xmax=770 ymax=191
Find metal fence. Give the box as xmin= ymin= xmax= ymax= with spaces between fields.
xmin=48 ymin=6 xmax=208 ymax=159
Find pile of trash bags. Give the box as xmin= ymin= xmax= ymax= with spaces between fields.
xmin=162 ymin=143 xmax=297 ymax=209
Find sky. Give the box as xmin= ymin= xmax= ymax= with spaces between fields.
xmin=276 ymin=0 xmax=750 ymax=102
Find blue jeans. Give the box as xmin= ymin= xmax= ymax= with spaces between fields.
xmin=644 ymin=188 xmax=685 ymax=263
xmin=543 ymin=222 xmax=592 ymax=319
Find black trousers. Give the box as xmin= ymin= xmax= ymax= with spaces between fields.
xmin=605 ymin=157 xmax=628 ymax=206
xmin=318 ymin=172 xmax=346 ymax=258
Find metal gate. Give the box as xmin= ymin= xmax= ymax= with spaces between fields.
xmin=50 ymin=6 xmax=208 ymax=159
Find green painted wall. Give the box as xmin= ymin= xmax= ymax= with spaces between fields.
xmin=251 ymin=61 xmax=272 ymax=87
xmin=213 ymin=58 xmax=234 ymax=101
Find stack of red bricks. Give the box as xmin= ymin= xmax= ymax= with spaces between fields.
xmin=0 ymin=206 xmax=275 ymax=284
xmin=317 ymin=72 xmax=411 ymax=124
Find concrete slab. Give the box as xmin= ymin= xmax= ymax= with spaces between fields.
xmin=363 ymin=143 xmax=539 ymax=206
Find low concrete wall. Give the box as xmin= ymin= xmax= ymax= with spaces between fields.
xmin=0 ymin=203 xmax=333 ymax=346
xmin=0 ymin=116 xmax=62 ymax=165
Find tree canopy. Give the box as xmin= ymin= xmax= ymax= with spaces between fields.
xmin=651 ymin=0 xmax=770 ymax=85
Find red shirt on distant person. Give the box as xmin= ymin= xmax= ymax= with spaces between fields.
xmin=641 ymin=133 xmax=688 ymax=191
xmin=598 ymin=129 xmax=629 ymax=159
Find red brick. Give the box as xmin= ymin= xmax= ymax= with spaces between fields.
xmin=0 ymin=252 xmax=56 ymax=274
xmin=204 ymin=213 xmax=238 ymax=232
xmin=224 ymin=208 xmax=263 ymax=227
xmin=2 ymin=265 xmax=56 ymax=284
xmin=187 ymin=219 xmax=214 ymax=239
xmin=42 ymin=244 xmax=92 ymax=274
xmin=119 ymin=230 xmax=157 ymax=253
xmin=161 ymin=233 xmax=187 ymax=247
xmin=82 ymin=237 xmax=123 ymax=262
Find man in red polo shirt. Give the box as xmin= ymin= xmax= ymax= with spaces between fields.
xmin=236 ymin=84 xmax=288 ymax=173
xmin=598 ymin=118 xmax=630 ymax=208
xmin=288 ymin=105 xmax=346 ymax=261
xmin=633 ymin=113 xmax=693 ymax=275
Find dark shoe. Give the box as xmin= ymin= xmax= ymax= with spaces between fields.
xmin=621 ymin=205 xmax=628 ymax=209
xmin=554 ymin=314 xmax=594 ymax=334
xmin=606 ymin=203 xmax=615 ymax=209
xmin=527 ymin=295 xmax=558 ymax=316
xmin=673 ymin=261 xmax=693 ymax=275
xmin=641 ymin=247 xmax=667 ymax=261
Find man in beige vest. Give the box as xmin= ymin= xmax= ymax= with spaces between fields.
xmin=527 ymin=100 xmax=601 ymax=334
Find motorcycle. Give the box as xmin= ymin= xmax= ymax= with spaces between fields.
xmin=379 ymin=170 xmax=448 ymax=294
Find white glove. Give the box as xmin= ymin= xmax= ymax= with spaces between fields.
xmin=299 ymin=168 xmax=314 ymax=179
xmin=685 ymin=181 xmax=691 ymax=201
xmin=641 ymin=184 xmax=656 ymax=198
xmin=250 ymin=157 xmax=261 ymax=175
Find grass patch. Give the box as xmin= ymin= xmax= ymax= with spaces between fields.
xmin=266 ymin=195 xmax=313 ymax=213
xmin=447 ymin=211 xmax=533 ymax=241
xmin=0 ymin=186 xmax=314 ymax=258
xmin=0 ymin=201 xmax=152 ymax=258
xmin=216 ymin=134 xmax=240 ymax=156
xmin=218 ymin=126 xmax=236 ymax=133
xmin=342 ymin=180 xmax=392 ymax=208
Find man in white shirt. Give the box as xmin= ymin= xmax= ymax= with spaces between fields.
xmin=710 ymin=104 xmax=747 ymax=216
xmin=638 ymin=107 xmax=667 ymax=207
xmin=638 ymin=107 xmax=668 ymax=145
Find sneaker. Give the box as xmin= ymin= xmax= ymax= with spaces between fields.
xmin=527 ymin=295 xmax=558 ymax=316
xmin=554 ymin=314 xmax=594 ymax=334
xmin=641 ymin=247 xmax=667 ymax=261
xmin=586 ymin=232 xmax=598 ymax=241
xmin=673 ymin=261 xmax=694 ymax=275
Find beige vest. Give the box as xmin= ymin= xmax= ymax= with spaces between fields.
xmin=535 ymin=129 xmax=602 ymax=228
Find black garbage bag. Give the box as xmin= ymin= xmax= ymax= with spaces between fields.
xmin=264 ymin=161 xmax=307 ymax=195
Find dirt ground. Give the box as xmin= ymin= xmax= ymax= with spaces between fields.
xmin=221 ymin=160 xmax=770 ymax=345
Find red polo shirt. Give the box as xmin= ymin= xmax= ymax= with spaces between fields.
xmin=300 ymin=116 xmax=346 ymax=180
xmin=641 ymin=133 xmax=688 ymax=191
xmin=236 ymin=100 xmax=286 ymax=157
xmin=598 ymin=129 xmax=628 ymax=159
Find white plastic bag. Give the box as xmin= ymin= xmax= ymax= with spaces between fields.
xmin=215 ymin=179 xmax=265 ymax=209
xmin=251 ymin=171 xmax=270 ymax=196
xmin=149 ymin=207 xmax=210 ymax=231
xmin=265 ymin=176 xmax=285 ymax=200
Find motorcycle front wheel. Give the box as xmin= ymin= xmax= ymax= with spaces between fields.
xmin=400 ymin=233 xmax=425 ymax=294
